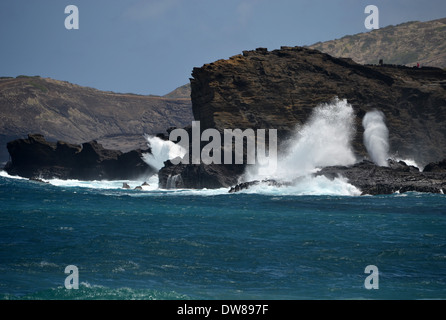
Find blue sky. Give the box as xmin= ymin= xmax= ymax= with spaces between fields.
xmin=0 ymin=0 xmax=445 ymax=95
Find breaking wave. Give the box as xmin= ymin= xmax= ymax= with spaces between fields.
xmin=0 ymin=98 xmax=363 ymax=196
xmin=242 ymin=98 xmax=360 ymax=196
xmin=142 ymin=134 xmax=186 ymax=171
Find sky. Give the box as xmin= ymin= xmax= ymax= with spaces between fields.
xmin=0 ymin=0 xmax=445 ymax=96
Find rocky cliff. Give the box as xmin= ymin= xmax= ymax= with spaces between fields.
xmin=159 ymin=46 xmax=446 ymax=190
xmin=190 ymin=46 xmax=446 ymax=165
xmin=4 ymin=134 xmax=153 ymax=180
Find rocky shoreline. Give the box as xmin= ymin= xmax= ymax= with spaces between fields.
xmin=154 ymin=47 xmax=446 ymax=192
xmin=3 ymin=47 xmax=446 ymax=195
xmin=3 ymin=134 xmax=154 ymax=181
xmin=228 ymin=159 xmax=446 ymax=195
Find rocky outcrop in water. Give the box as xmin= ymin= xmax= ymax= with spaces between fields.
xmin=190 ymin=46 xmax=446 ymax=164
xmin=159 ymin=46 xmax=446 ymax=190
xmin=228 ymin=160 xmax=446 ymax=195
xmin=159 ymin=160 xmax=245 ymax=189
xmin=4 ymin=134 xmax=154 ymax=180
xmin=317 ymin=160 xmax=446 ymax=195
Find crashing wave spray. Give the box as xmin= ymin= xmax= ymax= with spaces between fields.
xmin=142 ymin=135 xmax=186 ymax=171
xmin=244 ymin=97 xmax=357 ymax=182
xmin=362 ymin=110 xmax=389 ymax=167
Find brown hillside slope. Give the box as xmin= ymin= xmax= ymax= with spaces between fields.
xmin=0 ymin=76 xmax=193 ymax=161
xmin=309 ymin=18 xmax=446 ymax=68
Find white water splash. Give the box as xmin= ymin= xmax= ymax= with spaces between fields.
xmin=362 ymin=110 xmax=389 ymax=167
xmin=242 ymin=98 xmax=359 ymax=195
xmin=142 ymin=135 xmax=186 ymax=171
xmin=246 ymin=98 xmax=357 ymax=181
xmin=392 ymin=157 xmax=421 ymax=171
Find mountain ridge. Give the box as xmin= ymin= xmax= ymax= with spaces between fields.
xmin=159 ymin=17 xmax=446 ymax=101
xmin=308 ymin=17 xmax=446 ymax=68
xmin=0 ymin=76 xmax=193 ymax=161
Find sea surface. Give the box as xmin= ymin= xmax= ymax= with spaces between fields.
xmin=0 ymin=171 xmax=445 ymax=300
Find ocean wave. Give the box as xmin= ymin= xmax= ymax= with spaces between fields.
xmin=1 ymin=283 xmax=190 ymax=300
xmin=0 ymin=170 xmax=27 ymax=180
xmin=235 ymin=175 xmax=361 ymax=196
xmin=1 ymin=169 xmax=361 ymax=197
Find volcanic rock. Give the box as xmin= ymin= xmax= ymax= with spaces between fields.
xmin=4 ymin=134 xmax=154 ymax=180
xmin=160 ymin=46 xmax=446 ymax=189
xmin=228 ymin=160 xmax=446 ymax=195
xmin=316 ymin=160 xmax=446 ymax=195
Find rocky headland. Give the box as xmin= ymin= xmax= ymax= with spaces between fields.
xmin=159 ymin=46 xmax=446 ymax=194
xmin=4 ymin=134 xmax=154 ymax=181
xmin=3 ymin=46 xmax=446 ymax=195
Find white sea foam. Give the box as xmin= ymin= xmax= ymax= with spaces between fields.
xmin=142 ymin=134 xmax=186 ymax=171
xmin=46 ymin=174 xmax=160 ymax=191
xmin=392 ymin=157 xmax=421 ymax=171
xmin=0 ymin=170 xmax=28 ymax=180
xmin=362 ymin=110 xmax=389 ymax=167
xmin=241 ymin=98 xmax=360 ymax=196
xmin=237 ymin=175 xmax=361 ymax=196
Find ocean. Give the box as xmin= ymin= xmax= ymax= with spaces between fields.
xmin=1 ymin=171 xmax=445 ymax=300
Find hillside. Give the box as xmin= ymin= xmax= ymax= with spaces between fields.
xmin=309 ymin=18 xmax=446 ymax=68
xmin=163 ymin=83 xmax=191 ymax=99
xmin=0 ymin=76 xmax=193 ymax=162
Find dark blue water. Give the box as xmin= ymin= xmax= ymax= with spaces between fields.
xmin=0 ymin=174 xmax=445 ymax=300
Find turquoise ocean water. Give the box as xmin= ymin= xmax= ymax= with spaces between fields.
xmin=0 ymin=172 xmax=445 ymax=300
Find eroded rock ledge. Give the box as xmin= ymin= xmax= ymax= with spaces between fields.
xmin=3 ymin=134 xmax=153 ymax=180
xmin=228 ymin=160 xmax=446 ymax=195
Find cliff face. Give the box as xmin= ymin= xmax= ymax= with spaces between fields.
xmin=190 ymin=46 xmax=446 ymax=166
xmin=4 ymin=134 xmax=153 ymax=180
xmin=159 ymin=46 xmax=446 ymax=189
xmin=0 ymin=76 xmax=193 ymax=162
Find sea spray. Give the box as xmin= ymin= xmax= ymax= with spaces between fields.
xmin=245 ymin=97 xmax=357 ymax=181
xmin=142 ymin=135 xmax=187 ymax=171
xmin=362 ymin=110 xmax=389 ymax=167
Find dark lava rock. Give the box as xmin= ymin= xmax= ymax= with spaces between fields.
xmin=159 ymin=46 xmax=446 ymax=190
xmin=4 ymin=134 xmax=154 ymax=180
xmin=315 ymin=159 xmax=446 ymax=195
xmin=191 ymin=46 xmax=446 ymax=165
xmin=228 ymin=160 xmax=446 ymax=196
xmin=228 ymin=179 xmax=290 ymax=193
xmin=159 ymin=160 xmax=245 ymax=189
xmin=423 ymin=159 xmax=446 ymax=172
